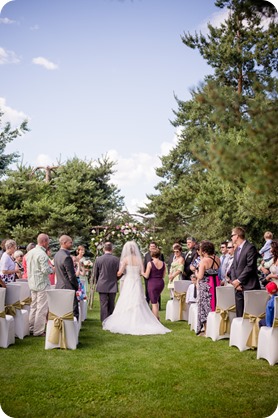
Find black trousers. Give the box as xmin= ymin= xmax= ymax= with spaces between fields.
xmin=99 ymin=292 xmax=116 ymax=322
xmin=235 ymin=289 xmax=244 ymax=317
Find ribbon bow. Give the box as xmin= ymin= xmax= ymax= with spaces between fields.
xmin=243 ymin=312 xmax=266 ymax=348
xmin=174 ymin=291 xmax=186 ymax=320
xmin=215 ymin=304 xmax=236 ymax=335
xmin=47 ymin=311 xmax=74 ymax=349
xmin=0 ymin=310 xmax=6 ymax=318
xmin=20 ymin=296 xmax=32 ymax=308
xmin=272 ymin=317 xmax=278 ymax=328
xmin=5 ymin=300 xmax=22 ymax=317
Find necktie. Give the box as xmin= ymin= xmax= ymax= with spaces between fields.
xmin=237 ymin=247 xmax=241 ymax=262
xmin=193 ymin=284 xmax=197 ymax=299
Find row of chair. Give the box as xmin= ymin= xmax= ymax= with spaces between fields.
xmin=165 ymin=280 xmax=278 ymax=366
xmin=0 ymin=281 xmax=88 ymax=350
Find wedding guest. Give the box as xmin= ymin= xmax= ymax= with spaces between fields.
xmin=183 ymin=237 xmax=197 ymax=280
xmin=46 ymin=247 xmax=55 ymax=285
xmin=14 ymin=250 xmax=24 ymax=280
xmin=75 ymin=245 xmax=88 ymax=293
xmin=259 ymin=231 xmax=273 ymax=262
xmin=94 ymin=242 xmax=120 ymax=322
xmin=190 ymin=243 xmax=201 ymax=273
xmin=186 ymin=274 xmax=198 ymax=306
xmin=259 ymin=282 xmax=278 ymax=328
xmin=0 ymin=239 xmax=19 ymax=284
xmin=196 ymin=240 xmax=220 ymax=336
xmin=259 ymin=240 xmax=278 ymax=286
xmin=54 ymin=235 xmax=79 ymax=320
xmin=144 ymin=241 xmax=164 ymax=309
xmin=219 ymin=241 xmax=230 ymax=283
xmin=224 ymin=241 xmax=235 ymax=285
xmin=168 ymin=244 xmax=185 ymax=297
xmin=230 ymin=226 xmax=260 ymax=317
xmin=27 ymin=234 xmax=54 ymax=336
xmin=143 ymin=248 xmax=166 ymax=320
xmin=22 ymin=242 xmax=36 ymax=279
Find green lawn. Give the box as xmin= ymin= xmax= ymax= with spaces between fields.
xmin=1 ymin=289 xmax=277 ymax=418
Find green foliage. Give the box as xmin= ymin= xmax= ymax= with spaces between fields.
xmin=142 ymin=0 xmax=278 ymax=246
xmin=0 ymin=110 xmax=29 ymax=178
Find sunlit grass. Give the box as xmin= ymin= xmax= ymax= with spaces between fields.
xmin=0 ymin=289 xmax=277 ymax=418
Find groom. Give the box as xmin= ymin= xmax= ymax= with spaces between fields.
xmin=94 ymin=242 xmax=120 ymax=322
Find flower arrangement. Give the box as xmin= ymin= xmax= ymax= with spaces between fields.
xmin=90 ymin=222 xmax=165 ymax=259
xmin=83 ymin=259 xmax=93 ymax=270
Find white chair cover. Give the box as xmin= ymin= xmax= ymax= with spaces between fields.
xmin=257 ymin=296 xmax=278 ymax=366
xmin=5 ymin=283 xmax=29 ymax=339
xmin=165 ymin=280 xmax=191 ymax=321
xmin=80 ymin=299 xmax=88 ymax=322
xmin=229 ymin=290 xmax=270 ymax=351
xmin=45 ymin=289 xmax=79 ymax=350
xmin=206 ymin=286 xmax=236 ymax=341
xmin=189 ymin=303 xmax=198 ymax=332
xmin=0 ymin=288 xmax=15 ymax=348
xmin=16 ymin=281 xmax=32 ymax=314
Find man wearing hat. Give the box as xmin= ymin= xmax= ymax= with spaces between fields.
xmin=259 ymin=282 xmax=278 ymax=328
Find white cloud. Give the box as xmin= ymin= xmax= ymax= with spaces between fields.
xmin=0 ymin=17 xmax=15 ymax=24
xmin=0 ymin=97 xmax=29 ymax=126
xmin=0 ymin=46 xmax=20 ymax=64
xmin=35 ymin=154 xmax=54 ymax=167
xmin=32 ymin=56 xmax=58 ymax=70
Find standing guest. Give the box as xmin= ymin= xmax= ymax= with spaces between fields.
xmin=186 ymin=274 xmax=198 ymax=306
xmin=144 ymin=241 xmax=164 ymax=309
xmin=14 ymin=250 xmax=24 ymax=280
xmin=259 ymin=231 xmax=273 ymax=262
xmin=0 ymin=239 xmax=7 ymax=260
xmin=0 ymin=239 xmax=19 ymax=284
xmin=183 ymin=237 xmax=197 ymax=280
xmin=259 ymin=282 xmax=278 ymax=328
xmin=168 ymin=242 xmax=186 ymax=275
xmin=54 ymin=235 xmax=79 ymax=320
xmin=219 ymin=241 xmax=230 ymax=283
xmin=22 ymin=242 xmax=36 ymax=279
xmin=143 ymin=248 xmax=166 ymax=320
xmin=46 ymin=248 xmax=55 ymax=285
xmin=74 ymin=245 xmax=87 ymax=292
xmin=27 ymin=234 xmax=54 ymax=337
xmin=94 ymin=242 xmax=120 ymax=322
xmin=259 ymin=240 xmax=278 ymax=286
xmin=190 ymin=243 xmax=201 ymax=274
xmin=168 ymin=244 xmax=185 ymax=297
xmin=196 ymin=240 xmax=220 ymax=335
xmin=230 ymin=226 xmax=261 ymax=317
xmin=224 ymin=241 xmax=235 ymax=285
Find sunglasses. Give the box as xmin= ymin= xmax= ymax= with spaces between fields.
xmin=173 ymin=250 xmax=180 ymax=253
xmin=227 ymin=246 xmax=233 ymax=249
xmin=231 ymin=233 xmax=237 ymax=238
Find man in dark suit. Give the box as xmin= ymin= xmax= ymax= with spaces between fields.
xmin=54 ymin=235 xmax=79 ymax=319
xmin=183 ymin=237 xmax=197 ymax=280
xmin=230 ymin=226 xmax=261 ymax=317
xmin=94 ymin=242 xmax=120 ymax=322
xmin=144 ymin=242 xmax=164 ymax=309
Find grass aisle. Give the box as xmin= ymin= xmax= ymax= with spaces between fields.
xmin=0 ymin=289 xmax=277 ymax=418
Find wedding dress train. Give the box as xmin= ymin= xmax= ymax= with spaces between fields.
xmin=103 ymin=266 xmax=171 ymax=335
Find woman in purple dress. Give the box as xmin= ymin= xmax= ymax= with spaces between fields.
xmin=143 ymin=248 xmax=166 ymax=320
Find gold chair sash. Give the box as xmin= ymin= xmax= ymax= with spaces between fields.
xmin=273 ymin=317 xmax=278 ymax=328
xmin=48 ymin=311 xmax=74 ymax=349
xmin=5 ymin=300 xmax=22 ymax=317
xmin=243 ymin=312 xmax=266 ymax=348
xmin=174 ymin=291 xmax=186 ymax=320
xmin=0 ymin=310 xmax=6 ymax=318
xmin=215 ymin=304 xmax=236 ymax=335
xmin=20 ymin=296 xmax=32 ymax=308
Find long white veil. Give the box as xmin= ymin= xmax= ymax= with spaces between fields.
xmin=120 ymin=241 xmax=144 ymax=271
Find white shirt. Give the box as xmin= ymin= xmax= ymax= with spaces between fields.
xmin=186 ymin=283 xmax=198 ymax=303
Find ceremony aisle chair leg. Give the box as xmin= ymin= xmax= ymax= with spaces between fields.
xmin=45 ymin=289 xmax=79 ymax=350
xmin=15 ymin=281 xmax=32 ymax=336
xmin=189 ymin=303 xmax=198 ymax=333
xmin=5 ymin=284 xmax=29 ymax=339
xmin=257 ymin=296 xmax=278 ymax=366
xmin=165 ymin=281 xmax=191 ymax=322
xmin=229 ymin=290 xmax=270 ymax=352
xmin=0 ymin=288 xmax=15 ymax=348
xmin=206 ymin=286 xmax=236 ymax=341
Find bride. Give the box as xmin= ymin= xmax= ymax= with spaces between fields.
xmin=102 ymin=241 xmax=171 ymax=335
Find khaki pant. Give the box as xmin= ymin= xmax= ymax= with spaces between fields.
xmin=29 ymin=287 xmax=49 ymax=336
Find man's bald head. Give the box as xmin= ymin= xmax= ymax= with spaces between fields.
xmin=37 ymin=233 xmax=50 ymax=248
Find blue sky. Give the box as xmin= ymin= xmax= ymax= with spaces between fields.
xmin=0 ymin=0 xmax=236 ymax=213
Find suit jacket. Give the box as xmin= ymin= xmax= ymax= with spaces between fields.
xmin=230 ymin=241 xmax=260 ymax=290
xmin=94 ymin=253 xmax=120 ymax=293
xmin=54 ymin=249 xmax=79 ymax=291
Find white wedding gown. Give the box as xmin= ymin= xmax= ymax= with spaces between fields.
xmin=102 ymin=265 xmax=171 ymax=335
